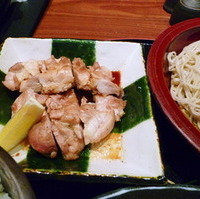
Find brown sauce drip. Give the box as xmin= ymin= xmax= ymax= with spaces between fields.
xmin=112 ymin=71 xmax=121 ymax=86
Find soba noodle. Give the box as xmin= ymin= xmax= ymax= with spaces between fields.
xmin=168 ymin=40 xmax=200 ymax=129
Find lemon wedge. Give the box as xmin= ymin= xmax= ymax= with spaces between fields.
xmin=0 ymin=97 xmax=45 ymax=151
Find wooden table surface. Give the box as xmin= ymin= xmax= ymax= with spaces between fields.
xmin=33 ymin=0 xmax=171 ymax=41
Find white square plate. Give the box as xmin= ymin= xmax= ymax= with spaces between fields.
xmin=0 ymin=38 xmax=165 ymax=184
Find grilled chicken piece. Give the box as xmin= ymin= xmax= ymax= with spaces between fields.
xmin=3 ymin=56 xmax=74 ymax=94
xmin=82 ymin=110 xmax=115 ymax=145
xmin=46 ymin=89 xmax=85 ymax=160
xmin=96 ymin=79 xmax=124 ymax=97
xmin=46 ymin=90 xmax=80 ymax=124
xmin=72 ymin=58 xmax=90 ymax=90
xmin=94 ymin=95 xmax=126 ymax=122
xmin=12 ymin=89 xmax=36 ymax=114
xmin=80 ymin=97 xmax=116 ymax=145
xmin=80 ymin=94 xmax=126 ymax=145
xmin=2 ymin=60 xmax=42 ymax=91
xmin=11 ymin=88 xmax=48 ymax=114
xmin=11 ymin=88 xmax=57 ymax=158
xmin=89 ymin=62 xmax=123 ymax=96
xmin=52 ymin=120 xmax=84 ymax=160
xmin=72 ymin=58 xmax=123 ymax=96
xmin=38 ymin=56 xmax=74 ymax=94
xmin=79 ymin=97 xmax=96 ymax=123
xmin=89 ymin=62 xmax=113 ymax=84
xmin=28 ymin=112 xmax=58 ymax=158
xmin=20 ymin=76 xmax=42 ymax=93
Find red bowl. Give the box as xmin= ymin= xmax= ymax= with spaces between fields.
xmin=147 ymin=18 xmax=200 ymax=152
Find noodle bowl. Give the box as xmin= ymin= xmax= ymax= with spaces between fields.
xmin=168 ymin=41 xmax=200 ymax=129
xmin=147 ymin=17 xmax=200 ymax=152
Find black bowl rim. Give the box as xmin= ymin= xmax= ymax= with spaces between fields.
xmin=93 ymin=184 xmax=200 ymax=198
